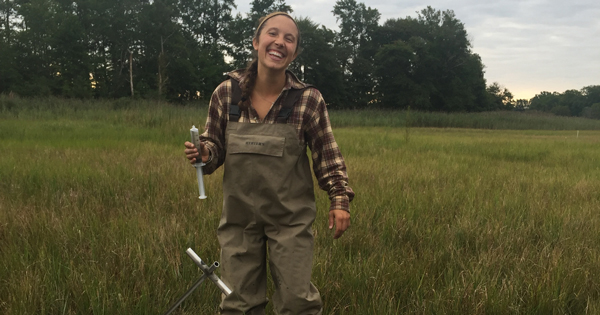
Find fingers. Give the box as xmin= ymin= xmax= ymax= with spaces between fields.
xmin=329 ymin=210 xmax=350 ymax=239
xmin=334 ymin=216 xmax=349 ymax=239
xmin=329 ymin=212 xmax=334 ymax=230
xmin=184 ymin=141 xmax=199 ymax=163
xmin=198 ymin=142 xmax=209 ymax=161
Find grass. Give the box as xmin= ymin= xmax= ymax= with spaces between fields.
xmin=1 ymin=98 xmax=600 ymax=314
xmin=330 ymin=128 xmax=600 ymax=314
xmin=329 ymin=109 xmax=600 ymax=130
xmin=4 ymin=95 xmax=600 ymax=130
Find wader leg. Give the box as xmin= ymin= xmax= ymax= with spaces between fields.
xmin=218 ymin=225 xmax=269 ymax=315
xmin=266 ymin=224 xmax=322 ymax=315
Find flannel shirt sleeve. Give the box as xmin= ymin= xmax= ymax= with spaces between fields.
xmin=304 ymin=89 xmax=355 ymax=212
xmin=199 ymin=81 xmax=229 ymax=175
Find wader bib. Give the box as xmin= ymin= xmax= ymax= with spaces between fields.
xmin=218 ymin=86 xmax=322 ymax=315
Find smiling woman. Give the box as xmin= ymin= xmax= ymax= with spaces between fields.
xmin=253 ymin=14 xmax=299 ymax=75
xmin=182 ymin=11 xmax=354 ymax=315
xmin=238 ymin=12 xmax=303 ymax=120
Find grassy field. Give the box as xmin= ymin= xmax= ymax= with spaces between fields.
xmin=1 ymin=99 xmax=600 ymax=314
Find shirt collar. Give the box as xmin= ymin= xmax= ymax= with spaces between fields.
xmin=228 ymin=69 xmax=307 ymax=91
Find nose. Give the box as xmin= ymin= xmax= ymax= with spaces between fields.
xmin=274 ymin=35 xmax=284 ymax=46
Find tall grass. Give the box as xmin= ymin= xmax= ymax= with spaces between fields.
xmin=329 ymin=128 xmax=600 ymax=314
xmin=329 ymin=109 xmax=600 ymax=130
xmin=1 ymin=98 xmax=600 ymax=314
xmin=3 ymin=95 xmax=600 ymax=130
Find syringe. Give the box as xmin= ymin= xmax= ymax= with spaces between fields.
xmin=189 ymin=125 xmax=207 ymax=199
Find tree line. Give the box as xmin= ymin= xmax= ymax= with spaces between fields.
xmin=1 ymin=0 xmax=599 ymax=114
xmin=486 ymin=82 xmax=600 ymax=119
xmin=527 ymin=87 xmax=600 ymax=119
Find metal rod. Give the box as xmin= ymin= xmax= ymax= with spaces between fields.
xmin=162 ymin=249 xmax=230 ymax=315
xmin=186 ymin=248 xmax=232 ymax=295
xmin=163 ymin=274 xmax=208 ymax=315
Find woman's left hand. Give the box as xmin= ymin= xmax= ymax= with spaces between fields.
xmin=329 ymin=210 xmax=350 ymax=239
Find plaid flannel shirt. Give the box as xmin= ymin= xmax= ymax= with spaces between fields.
xmin=200 ymin=69 xmax=354 ymax=212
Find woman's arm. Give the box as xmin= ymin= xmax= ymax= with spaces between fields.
xmin=304 ymin=89 xmax=355 ymax=238
xmin=184 ymin=81 xmax=229 ymax=175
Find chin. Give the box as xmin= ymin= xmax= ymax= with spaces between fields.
xmin=260 ymin=61 xmax=290 ymax=72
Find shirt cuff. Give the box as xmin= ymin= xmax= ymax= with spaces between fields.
xmin=201 ymin=142 xmax=218 ymax=174
xmin=330 ymin=195 xmax=350 ymax=212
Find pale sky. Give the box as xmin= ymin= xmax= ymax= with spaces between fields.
xmin=234 ymin=0 xmax=600 ymax=100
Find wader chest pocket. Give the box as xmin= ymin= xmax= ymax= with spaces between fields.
xmin=228 ymin=134 xmax=285 ymax=157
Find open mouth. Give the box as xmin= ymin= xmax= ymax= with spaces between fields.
xmin=268 ymin=49 xmax=285 ymax=60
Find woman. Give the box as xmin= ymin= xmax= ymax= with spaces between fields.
xmin=184 ymin=11 xmax=354 ymax=315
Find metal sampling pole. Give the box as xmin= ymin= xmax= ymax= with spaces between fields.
xmin=163 ymin=248 xmax=231 ymax=315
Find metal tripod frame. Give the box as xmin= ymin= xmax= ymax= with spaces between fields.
xmin=163 ymin=248 xmax=231 ymax=315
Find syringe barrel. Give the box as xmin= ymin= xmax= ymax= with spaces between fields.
xmin=190 ymin=126 xmax=207 ymax=199
xmin=195 ymin=164 xmax=207 ymax=199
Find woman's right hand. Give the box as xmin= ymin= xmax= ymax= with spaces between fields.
xmin=184 ymin=141 xmax=209 ymax=164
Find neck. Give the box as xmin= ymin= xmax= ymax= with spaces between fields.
xmin=255 ymin=66 xmax=287 ymax=96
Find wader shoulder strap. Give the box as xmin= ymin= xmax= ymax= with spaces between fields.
xmin=227 ymin=77 xmax=311 ymax=123
xmin=276 ymin=86 xmax=311 ymax=124
xmin=229 ymin=78 xmax=242 ymax=122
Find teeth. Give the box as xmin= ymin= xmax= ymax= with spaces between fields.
xmin=269 ymin=51 xmax=283 ymax=58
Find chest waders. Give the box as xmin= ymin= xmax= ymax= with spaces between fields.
xmin=217 ymin=79 xmax=322 ymax=315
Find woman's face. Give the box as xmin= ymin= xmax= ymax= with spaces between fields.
xmin=252 ymin=15 xmax=299 ymax=73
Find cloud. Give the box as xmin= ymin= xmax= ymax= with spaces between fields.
xmin=235 ymin=0 xmax=600 ymax=99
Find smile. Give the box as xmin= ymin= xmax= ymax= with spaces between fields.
xmin=268 ymin=50 xmax=284 ymax=59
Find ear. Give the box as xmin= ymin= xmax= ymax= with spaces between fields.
xmin=252 ymin=37 xmax=258 ymax=51
xmin=291 ymin=51 xmax=299 ymax=62
xmin=290 ymin=44 xmax=303 ymax=62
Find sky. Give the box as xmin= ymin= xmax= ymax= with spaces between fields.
xmin=234 ymin=0 xmax=600 ymax=100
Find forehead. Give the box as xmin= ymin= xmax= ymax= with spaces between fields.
xmin=260 ymin=15 xmax=298 ymax=36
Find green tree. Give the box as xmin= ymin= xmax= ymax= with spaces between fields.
xmin=515 ymin=99 xmax=529 ymax=111
xmin=136 ymin=0 xmax=180 ymax=99
xmin=0 ymin=41 xmax=19 ymax=94
xmin=49 ymin=0 xmax=93 ymax=98
xmin=414 ymin=7 xmax=487 ymax=111
xmin=372 ymin=8 xmax=488 ymax=111
xmin=289 ymin=17 xmax=344 ymax=107
xmin=551 ymin=105 xmax=571 ymax=116
xmin=372 ymin=18 xmax=432 ymax=109
xmin=582 ymin=85 xmax=600 ymax=107
xmin=183 ymin=0 xmax=236 ymax=99
xmin=97 ymin=0 xmax=145 ymax=98
xmin=78 ymin=0 xmax=128 ymax=97
xmin=0 ymin=0 xmax=20 ymax=93
xmin=559 ymin=89 xmax=586 ymax=116
xmin=10 ymin=0 xmax=58 ymax=96
xmin=332 ymin=0 xmax=380 ymax=108
xmin=581 ymin=103 xmax=600 ymax=119
xmin=248 ymin=0 xmax=291 ymax=21
xmin=3 ymin=0 xmax=243 ymax=99
xmin=486 ymin=82 xmax=515 ymax=110
xmin=179 ymin=0 xmax=235 ymax=47
xmin=529 ymin=86 xmax=599 ymax=117
xmin=0 ymin=0 xmax=16 ymax=41
xmin=529 ymin=91 xmax=560 ymax=112
xmin=591 ymin=103 xmax=600 ymax=119
xmin=374 ymin=39 xmax=425 ymax=109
